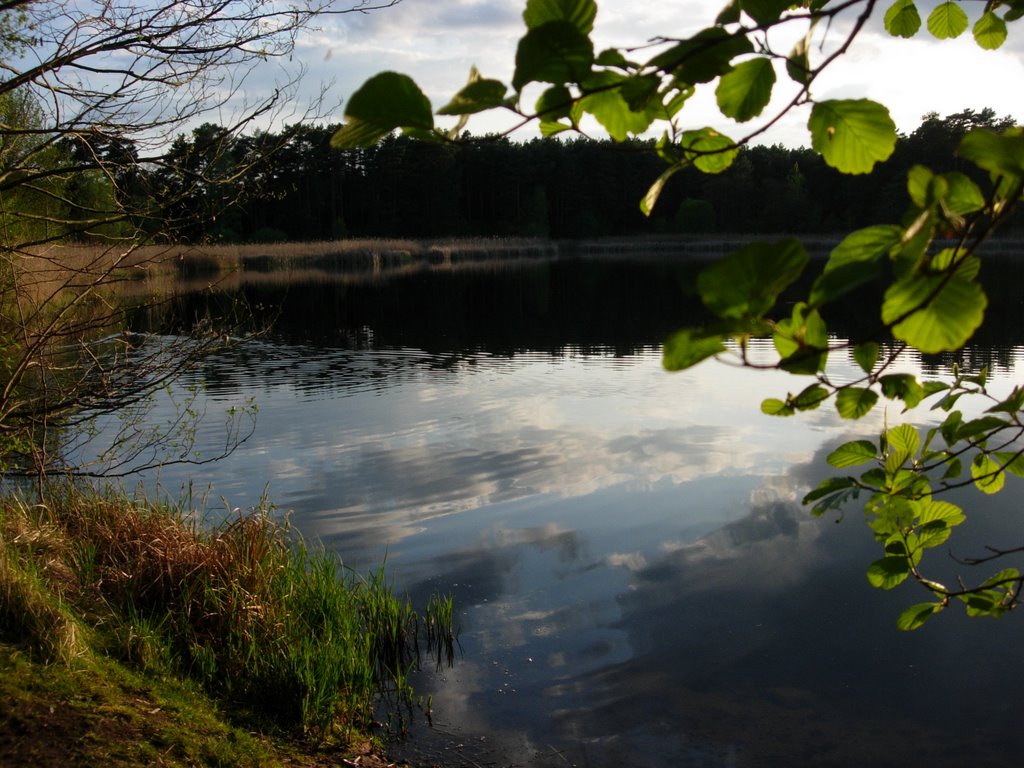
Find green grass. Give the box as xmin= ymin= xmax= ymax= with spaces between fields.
xmin=0 ymin=483 xmax=457 ymax=763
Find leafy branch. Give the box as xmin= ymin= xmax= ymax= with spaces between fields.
xmin=329 ymin=0 xmax=1023 ymax=628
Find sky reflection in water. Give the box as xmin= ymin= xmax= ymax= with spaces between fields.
xmin=106 ymin=264 xmax=1024 ymax=767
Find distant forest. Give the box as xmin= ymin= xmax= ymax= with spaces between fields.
xmin=163 ymin=108 xmax=1020 ymax=243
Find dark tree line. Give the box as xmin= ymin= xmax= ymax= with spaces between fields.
xmin=143 ymin=108 xmax=1021 ymax=243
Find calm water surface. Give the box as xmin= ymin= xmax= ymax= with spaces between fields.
xmin=101 ymin=255 xmax=1024 ymax=766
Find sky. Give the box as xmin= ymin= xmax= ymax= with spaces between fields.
xmin=265 ymin=0 xmax=1024 ymax=148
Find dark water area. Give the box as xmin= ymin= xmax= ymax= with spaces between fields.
xmin=107 ymin=249 xmax=1024 ymax=767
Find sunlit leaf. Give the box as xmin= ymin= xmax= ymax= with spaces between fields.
xmin=774 ymin=304 xmax=828 ymax=374
xmin=972 ymin=453 xmax=1005 ymax=494
xmin=927 ymin=1 xmax=969 ymax=39
xmin=827 ymin=440 xmax=877 ymax=469
xmin=808 ymin=99 xmax=897 ymax=175
xmin=896 ymin=602 xmax=942 ymax=631
xmin=867 ymin=555 xmax=911 ymax=589
xmin=884 ymin=0 xmax=921 ymax=37
xmin=906 ymin=164 xmax=934 ymax=208
xmin=941 ymin=172 xmax=986 ymax=215
xmin=715 ymin=57 xmax=776 ymax=122
xmin=882 ymin=273 xmax=987 ymax=353
xmin=539 ymin=120 xmax=572 ymax=136
xmin=523 ymin=0 xmax=598 ymax=34
xmin=761 ymin=397 xmax=795 ymax=416
xmin=513 ymin=21 xmax=595 ymax=91
xmin=835 ymin=387 xmax=878 ymax=419
xmin=887 ymin=423 xmax=920 ymax=459
xmin=958 ymin=129 xmax=1024 ymax=185
xmin=331 ymin=72 xmax=434 ymax=148
xmin=914 ymin=498 xmax=965 ymax=527
xmin=697 ymin=239 xmax=807 ymax=319
xmin=579 ymin=72 xmax=656 ymax=140
xmin=640 ymin=164 xmax=683 ymax=216
xmin=680 ymin=128 xmax=738 ymax=173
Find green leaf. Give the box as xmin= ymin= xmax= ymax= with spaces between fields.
xmin=941 ymin=175 xmax=986 ymax=219
xmin=884 ymin=0 xmax=922 ymax=37
xmin=955 ymin=415 xmax=1006 ymax=441
xmin=579 ymin=72 xmax=656 ymax=141
xmin=853 ymin=342 xmax=879 ymax=374
xmin=896 ymin=602 xmax=942 ymax=631
xmin=958 ymin=129 xmax=1024 ymax=183
xmin=972 ymin=453 xmax=1005 ymax=494
xmin=595 ymin=48 xmax=629 ymax=67
xmin=740 ymin=0 xmax=793 ymax=24
xmin=523 ymin=0 xmax=597 ymax=34
xmin=808 ymin=99 xmax=897 ymax=175
xmin=774 ymin=303 xmax=828 ymax=374
xmin=648 ymin=28 xmax=754 ymax=85
xmin=882 ymin=273 xmax=987 ymax=354
xmin=906 ymin=164 xmax=934 ymax=208
xmin=539 ymin=120 xmax=572 ymax=136
xmin=942 ymin=456 xmax=963 ymax=479
xmin=793 ymin=384 xmax=829 ymax=411
xmin=663 ymin=328 xmax=726 ymax=370
xmin=887 ymin=423 xmax=920 ymax=459
xmin=438 ymin=76 xmax=509 ymax=116
xmin=880 ymin=374 xmax=925 ymax=409
xmin=927 ymin=1 xmax=969 ymax=39
xmin=867 ymin=556 xmax=911 ymax=589
xmin=827 ymin=440 xmax=877 ymax=469
xmin=803 ymin=476 xmax=860 ymax=515
xmin=835 ymin=387 xmax=879 ymax=419
xmin=985 ymin=385 xmax=1024 ymax=415
xmin=809 ymin=260 xmax=886 ymax=308
xmin=761 ymin=397 xmax=795 ymax=416
xmin=331 ymin=72 xmax=434 ymax=148
xmin=995 ymin=451 xmax=1024 ymax=477
xmin=680 ymin=128 xmax=738 ymax=174
xmin=715 ymin=58 xmax=776 ymax=122
xmin=619 ymin=75 xmax=661 ymax=112
xmin=914 ymin=498 xmax=966 ymax=527
xmin=982 ymin=568 xmax=1021 ymax=589
xmin=513 ymin=21 xmax=595 ymax=91
xmin=536 ymin=85 xmax=574 ymax=120
xmin=697 ymin=239 xmax=808 ymax=320
xmin=825 ymin=225 xmax=902 ymax=272
xmin=786 ymin=35 xmax=811 ymax=85
xmin=640 ymin=164 xmax=683 ymax=216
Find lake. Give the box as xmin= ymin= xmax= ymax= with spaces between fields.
xmin=91 ymin=249 xmax=1024 ymax=767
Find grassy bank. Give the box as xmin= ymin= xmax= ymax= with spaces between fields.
xmin=0 ymin=483 xmax=455 ymax=766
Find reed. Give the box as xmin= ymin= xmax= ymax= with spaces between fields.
xmin=0 ymin=482 xmax=456 ymax=741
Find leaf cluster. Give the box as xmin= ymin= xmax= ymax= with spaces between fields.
xmin=331 ymin=0 xmax=1024 ymax=629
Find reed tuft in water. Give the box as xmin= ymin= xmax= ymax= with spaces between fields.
xmin=0 ymin=482 xmax=456 ymax=742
